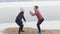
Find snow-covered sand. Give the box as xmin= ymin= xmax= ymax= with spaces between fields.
xmin=0 ymin=21 xmax=60 ymax=34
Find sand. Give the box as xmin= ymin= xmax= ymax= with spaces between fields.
xmin=3 ymin=27 xmax=37 ymax=34
xmin=3 ymin=27 xmax=60 ymax=34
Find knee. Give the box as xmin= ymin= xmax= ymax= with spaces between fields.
xmin=20 ymin=25 xmax=24 ymax=27
xmin=37 ymin=24 xmax=39 ymax=27
xmin=21 ymin=24 xmax=23 ymax=26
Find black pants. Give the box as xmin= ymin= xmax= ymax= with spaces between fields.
xmin=15 ymin=19 xmax=23 ymax=34
xmin=37 ymin=18 xmax=44 ymax=32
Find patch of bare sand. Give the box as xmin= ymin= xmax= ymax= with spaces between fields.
xmin=3 ymin=27 xmax=60 ymax=34
xmin=42 ymin=30 xmax=60 ymax=34
xmin=3 ymin=27 xmax=37 ymax=34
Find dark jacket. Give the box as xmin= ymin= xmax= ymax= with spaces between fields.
xmin=15 ymin=11 xmax=26 ymax=23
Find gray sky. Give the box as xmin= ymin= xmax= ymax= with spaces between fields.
xmin=0 ymin=5 xmax=60 ymax=23
xmin=0 ymin=0 xmax=60 ymax=2
xmin=0 ymin=2 xmax=60 ymax=23
xmin=38 ymin=0 xmax=60 ymax=1
xmin=0 ymin=0 xmax=33 ymax=2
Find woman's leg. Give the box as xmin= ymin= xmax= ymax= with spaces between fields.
xmin=18 ymin=27 xmax=20 ymax=34
xmin=19 ymin=21 xmax=24 ymax=32
xmin=15 ymin=20 xmax=24 ymax=34
xmin=20 ymin=23 xmax=23 ymax=31
xmin=37 ymin=18 xmax=44 ymax=32
xmin=37 ymin=21 xmax=41 ymax=32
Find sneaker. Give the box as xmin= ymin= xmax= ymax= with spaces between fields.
xmin=20 ymin=30 xmax=25 ymax=32
xmin=37 ymin=32 xmax=41 ymax=34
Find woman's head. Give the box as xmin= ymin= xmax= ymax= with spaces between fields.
xmin=20 ymin=8 xmax=24 ymax=12
xmin=34 ymin=5 xmax=38 ymax=10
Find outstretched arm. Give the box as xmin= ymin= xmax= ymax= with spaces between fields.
xmin=23 ymin=15 xmax=26 ymax=22
xmin=30 ymin=11 xmax=35 ymax=16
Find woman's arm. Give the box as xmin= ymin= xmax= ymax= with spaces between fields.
xmin=23 ymin=15 xmax=26 ymax=22
xmin=30 ymin=11 xmax=36 ymax=16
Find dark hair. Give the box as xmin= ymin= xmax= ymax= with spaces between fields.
xmin=35 ymin=5 xmax=38 ymax=9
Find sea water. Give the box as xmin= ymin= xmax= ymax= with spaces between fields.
xmin=0 ymin=21 xmax=60 ymax=34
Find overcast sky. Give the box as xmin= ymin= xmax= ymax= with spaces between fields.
xmin=0 ymin=2 xmax=60 ymax=23
xmin=0 ymin=0 xmax=33 ymax=2
xmin=0 ymin=0 xmax=60 ymax=2
xmin=0 ymin=6 xmax=60 ymax=23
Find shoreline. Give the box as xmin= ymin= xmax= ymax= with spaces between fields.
xmin=0 ymin=21 xmax=60 ymax=34
xmin=0 ymin=21 xmax=60 ymax=31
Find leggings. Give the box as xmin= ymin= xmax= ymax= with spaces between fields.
xmin=37 ymin=18 xmax=44 ymax=32
xmin=15 ymin=19 xmax=23 ymax=34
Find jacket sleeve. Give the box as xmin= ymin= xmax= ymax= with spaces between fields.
xmin=31 ymin=10 xmax=38 ymax=16
xmin=30 ymin=11 xmax=36 ymax=16
xmin=23 ymin=15 xmax=26 ymax=21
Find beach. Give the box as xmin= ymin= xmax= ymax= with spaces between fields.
xmin=0 ymin=21 xmax=60 ymax=34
